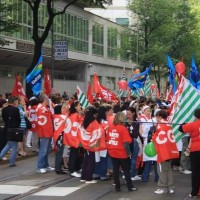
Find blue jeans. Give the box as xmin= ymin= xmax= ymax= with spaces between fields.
xmin=130 ymin=140 xmax=139 ymax=177
xmin=142 ymin=161 xmax=159 ymax=182
xmin=37 ymin=138 xmax=52 ymax=169
xmin=94 ymin=156 xmax=108 ymax=179
xmin=55 ymin=144 xmax=64 ymax=172
xmin=0 ymin=141 xmax=18 ymax=165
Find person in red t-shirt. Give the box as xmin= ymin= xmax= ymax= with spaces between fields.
xmin=107 ymin=112 xmax=136 ymax=192
xmin=179 ymin=108 xmax=200 ymax=198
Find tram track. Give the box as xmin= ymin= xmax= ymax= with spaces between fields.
xmin=2 ymin=174 xmax=73 ymax=200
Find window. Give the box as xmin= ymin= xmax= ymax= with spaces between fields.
xmin=120 ymin=33 xmax=129 ymax=61
xmin=106 ymin=76 xmax=116 ymax=90
xmin=116 ymin=18 xmax=129 ymax=26
xmin=107 ymin=27 xmax=117 ymax=59
xmin=92 ymin=23 xmax=104 ymax=56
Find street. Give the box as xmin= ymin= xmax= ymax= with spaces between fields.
xmin=0 ymin=153 xmax=195 ymax=200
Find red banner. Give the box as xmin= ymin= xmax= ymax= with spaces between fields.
xmin=78 ymin=120 xmax=106 ymax=152
xmin=152 ymin=123 xmax=179 ymax=163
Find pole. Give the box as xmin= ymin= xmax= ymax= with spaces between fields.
xmin=51 ymin=0 xmax=54 ymax=89
xmin=136 ymin=23 xmax=139 ymax=67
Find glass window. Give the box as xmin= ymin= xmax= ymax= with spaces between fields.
xmin=105 ymin=76 xmax=116 ymax=90
xmin=120 ymin=33 xmax=129 ymax=61
xmin=116 ymin=18 xmax=129 ymax=26
xmin=107 ymin=27 xmax=117 ymax=59
xmin=92 ymin=23 xmax=104 ymax=56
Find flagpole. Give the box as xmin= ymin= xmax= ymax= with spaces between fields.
xmin=51 ymin=0 xmax=54 ymax=90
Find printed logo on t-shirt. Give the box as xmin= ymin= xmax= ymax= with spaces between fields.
xmin=108 ymin=129 xmax=119 ymax=145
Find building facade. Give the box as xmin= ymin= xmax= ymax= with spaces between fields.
xmin=0 ymin=0 xmax=134 ymax=96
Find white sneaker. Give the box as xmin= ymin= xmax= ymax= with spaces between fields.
xmin=154 ymin=189 xmax=167 ymax=194
xmin=169 ymin=189 xmax=175 ymax=194
xmin=122 ymin=175 xmax=125 ymax=179
xmin=37 ymin=168 xmax=47 ymax=173
xmin=71 ymin=172 xmax=81 ymax=178
xmin=131 ymin=175 xmax=142 ymax=181
xmin=85 ymin=180 xmax=98 ymax=184
xmin=2 ymin=157 xmax=7 ymax=161
xmin=180 ymin=170 xmax=192 ymax=174
xmin=46 ymin=166 xmax=55 ymax=171
xmin=26 ymin=144 xmax=32 ymax=148
xmin=80 ymin=179 xmax=86 ymax=183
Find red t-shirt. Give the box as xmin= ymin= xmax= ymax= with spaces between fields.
xmin=106 ymin=124 xmax=132 ymax=158
xmin=182 ymin=119 xmax=200 ymax=152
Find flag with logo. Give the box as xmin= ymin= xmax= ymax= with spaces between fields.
xmin=63 ymin=113 xmax=82 ymax=148
xmin=128 ymin=65 xmax=152 ymax=91
xmin=169 ymin=75 xmax=200 ymax=142
xmin=78 ymin=120 xmax=106 ymax=152
xmin=93 ymin=72 xmax=118 ymax=101
xmin=167 ymin=55 xmax=176 ymax=94
xmin=26 ymin=54 xmax=43 ymax=95
xmin=77 ymin=85 xmax=90 ymax=109
xmin=11 ymin=75 xmax=27 ymax=101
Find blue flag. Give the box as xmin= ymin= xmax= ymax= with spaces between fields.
xmin=26 ymin=54 xmax=43 ymax=95
xmin=128 ymin=65 xmax=152 ymax=91
xmin=190 ymin=56 xmax=200 ymax=90
xmin=167 ymin=55 xmax=176 ymax=93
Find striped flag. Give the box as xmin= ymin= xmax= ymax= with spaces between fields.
xmin=77 ymin=85 xmax=90 ymax=109
xmin=169 ymin=75 xmax=200 ymax=141
xmin=143 ymin=75 xmax=151 ymax=97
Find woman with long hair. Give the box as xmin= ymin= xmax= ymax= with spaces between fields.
xmin=107 ymin=112 xmax=136 ymax=192
xmin=67 ymin=101 xmax=84 ymax=178
xmin=125 ymin=107 xmax=141 ymax=181
xmin=80 ymin=106 xmax=99 ymax=183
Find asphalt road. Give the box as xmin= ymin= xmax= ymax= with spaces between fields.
xmin=0 ymin=153 xmax=196 ymax=200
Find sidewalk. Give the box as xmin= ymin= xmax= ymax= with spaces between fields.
xmin=0 ymin=146 xmax=38 ymax=166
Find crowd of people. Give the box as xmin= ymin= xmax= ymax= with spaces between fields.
xmin=0 ymin=92 xmax=199 ymax=197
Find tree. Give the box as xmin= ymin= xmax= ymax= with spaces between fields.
xmin=128 ymin=0 xmax=200 ymax=91
xmin=23 ymin=0 xmax=109 ymax=97
xmin=0 ymin=1 xmax=19 ymax=46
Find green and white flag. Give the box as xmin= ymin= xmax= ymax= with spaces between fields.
xmin=77 ymin=85 xmax=90 ymax=109
xmin=144 ymin=75 xmax=151 ymax=97
xmin=169 ymin=75 xmax=200 ymax=142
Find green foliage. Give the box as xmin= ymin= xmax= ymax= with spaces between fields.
xmin=0 ymin=0 xmax=20 ymax=46
xmin=128 ymin=0 xmax=200 ymax=72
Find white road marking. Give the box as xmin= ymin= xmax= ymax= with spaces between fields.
xmin=33 ymin=186 xmax=82 ymax=196
xmin=0 ymin=185 xmax=38 ymax=194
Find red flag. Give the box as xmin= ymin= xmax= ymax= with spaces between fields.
xmin=93 ymin=72 xmax=101 ymax=94
xmin=53 ymin=114 xmax=67 ymax=142
xmin=11 ymin=75 xmax=27 ymax=101
xmin=98 ymin=84 xmax=118 ymax=101
xmin=87 ymin=81 xmax=94 ymax=104
xmin=152 ymin=122 xmax=179 ymax=163
xmin=117 ymin=80 xmax=128 ymax=90
xmin=44 ymin=68 xmax=51 ymax=96
xmin=63 ymin=113 xmax=82 ymax=148
xmin=78 ymin=120 xmax=106 ymax=152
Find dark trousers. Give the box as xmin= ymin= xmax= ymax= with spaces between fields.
xmin=190 ymin=151 xmax=200 ymax=196
xmin=0 ymin=127 xmax=7 ymax=152
xmin=111 ymin=157 xmax=133 ymax=190
xmin=55 ymin=144 xmax=64 ymax=172
xmin=68 ymin=147 xmax=82 ymax=173
xmin=81 ymin=150 xmax=95 ymax=181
